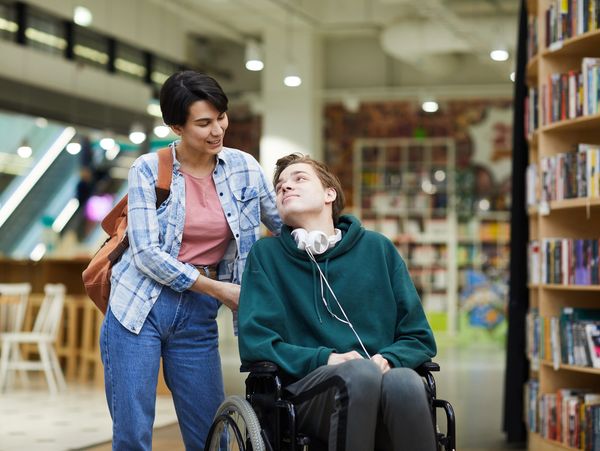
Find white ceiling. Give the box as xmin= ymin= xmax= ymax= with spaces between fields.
xmin=145 ymin=0 xmax=521 ymax=97
xmin=167 ymin=0 xmax=519 ymax=38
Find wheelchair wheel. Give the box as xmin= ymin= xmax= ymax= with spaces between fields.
xmin=205 ymin=395 xmax=265 ymax=451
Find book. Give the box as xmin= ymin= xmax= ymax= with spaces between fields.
xmin=586 ymin=323 xmax=600 ymax=368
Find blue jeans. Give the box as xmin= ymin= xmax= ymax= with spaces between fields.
xmin=100 ymin=286 xmax=224 ymax=450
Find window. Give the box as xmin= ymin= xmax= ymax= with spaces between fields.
xmin=0 ymin=1 xmax=17 ymax=42
xmin=152 ymin=56 xmax=179 ymax=88
xmin=26 ymin=8 xmax=65 ymax=56
xmin=73 ymin=26 xmax=109 ymax=70
xmin=115 ymin=42 xmax=146 ymax=81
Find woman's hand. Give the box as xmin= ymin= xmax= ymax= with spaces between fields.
xmin=191 ymin=275 xmax=240 ymax=311
xmin=327 ymin=350 xmax=363 ymax=365
xmin=213 ymin=281 xmax=240 ymax=311
xmin=370 ymin=354 xmax=391 ymax=373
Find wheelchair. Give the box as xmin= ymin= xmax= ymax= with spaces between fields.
xmin=204 ymin=360 xmax=456 ymax=451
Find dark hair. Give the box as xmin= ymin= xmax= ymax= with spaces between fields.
xmin=274 ymin=153 xmax=345 ymax=224
xmin=159 ymin=71 xmax=228 ymax=126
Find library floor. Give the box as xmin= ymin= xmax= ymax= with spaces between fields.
xmin=0 ymin=330 xmax=526 ymax=451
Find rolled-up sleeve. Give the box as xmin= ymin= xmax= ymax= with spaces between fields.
xmin=126 ymin=161 xmax=199 ymax=292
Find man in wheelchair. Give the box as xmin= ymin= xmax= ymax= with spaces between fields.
xmin=236 ymin=153 xmax=440 ymax=451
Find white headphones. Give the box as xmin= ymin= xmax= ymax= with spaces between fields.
xmin=292 ymin=228 xmax=342 ymax=255
xmin=291 ymin=226 xmax=371 ymax=359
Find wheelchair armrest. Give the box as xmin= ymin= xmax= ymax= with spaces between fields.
xmin=414 ymin=361 xmax=440 ymax=377
xmin=240 ymin=361 xmax=280 ymax=374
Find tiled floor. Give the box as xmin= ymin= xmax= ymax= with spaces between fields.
xmin=0 ymin=310 xmax=526 ymax=451
xmin=0 ymin=384 xmax=177 ymax=451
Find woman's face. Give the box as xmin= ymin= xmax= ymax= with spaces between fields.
xmin=171 ymin=100 xmax=229 ymax=156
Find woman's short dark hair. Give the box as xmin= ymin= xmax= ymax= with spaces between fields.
xmin=274 ymin=153 xmax=346 ymax=225
xmin=159 ymin=71 xmax=228 ymax=126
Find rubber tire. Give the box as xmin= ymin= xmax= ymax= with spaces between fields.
xmin=206 ymin=395 xmax=265 ymax=451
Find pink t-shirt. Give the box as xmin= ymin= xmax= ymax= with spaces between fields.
xmin=178 ymin=171 xmax=233 ymax=266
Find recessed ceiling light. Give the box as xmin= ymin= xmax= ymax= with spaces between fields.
xmin=74 ymin=6 xmax=93 ymax=27
xmin=490 ymin=49 xmax=509 ymax=61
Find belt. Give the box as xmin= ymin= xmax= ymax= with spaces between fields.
xmin=195 ymin=264 xmax=219 ymax=280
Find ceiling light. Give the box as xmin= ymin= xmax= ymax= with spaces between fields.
xmin=52 ymin=198 xmax=80 ymax=233
xmin=510 ymin=71 xmax=516 ymax=82
xmin=35 ymin=117 xmax=48 ymax=128
xmin=0 ymin=127 xmax=75 ymax=229
xmin=422 ymin=101 xmax=439 ymax=113
xmin=153 ymin=123 xmax=170 ymax=138
xmin=99 ymin=137 xmax=115 ymax=151
xmin=490 ymin=49 xmax=509 ymax=61
xmin=283 ymin=64 xmax=302 ymax=87
xmin=73 ymin=6 xmax=93 ymax=27
xmin=146 ymin=101 xmax=162 ymax=118
xmin=245 ymin=40 xmax=264 ymax=71
xmin=17 ymin=143 xmax=32 ymax=158
xmin=30 ymin=243 xmax=46 ymax=261
xmin=478 ymin=198 xmax=491 ymax=211
xmin=66 ymin=142 xmax=82 ymax=155
xmin=129 ymin=123 xmax=146 ymax=145
xmin=105 ymin=145 xmax=121 ymax=160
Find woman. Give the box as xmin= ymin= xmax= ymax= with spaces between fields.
xmin=100 ymin=70 xmax=282 ymax=450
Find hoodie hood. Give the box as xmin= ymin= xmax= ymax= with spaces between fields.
xmin=279 ymin=215 xmax=365 ymax=261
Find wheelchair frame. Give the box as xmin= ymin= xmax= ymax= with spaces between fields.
xmin=205 ymin=361 xmax=456 ymax=451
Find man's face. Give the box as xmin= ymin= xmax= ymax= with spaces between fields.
xmin=274 ymin=162 xmax=335 ymax=227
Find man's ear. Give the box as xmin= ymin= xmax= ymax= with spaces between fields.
xmin=325 ymin=187 xmax=337 ymax=204
xmin=170 ymin=125 xmax=182 ymax=136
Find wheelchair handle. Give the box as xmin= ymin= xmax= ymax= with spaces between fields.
xmin=415 ymin=360 xmax=440 ymax=375
xmin=241 ymin=361 xmax=279 ymax=374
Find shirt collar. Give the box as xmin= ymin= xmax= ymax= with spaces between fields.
xmin=169 ymin=139 xmax=227 ymax=171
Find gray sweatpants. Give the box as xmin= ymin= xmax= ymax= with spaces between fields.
xmin=284 ymin=359 xmax=437 ymax=451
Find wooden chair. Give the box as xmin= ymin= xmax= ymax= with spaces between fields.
xmin=0 ymin=284 xmax=66 ymax=394
xmin=0 ymin=283 xmax=32 ymax=387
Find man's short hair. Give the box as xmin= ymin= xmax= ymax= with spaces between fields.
xmin=274 ymin=153 xmax=345 ymax=224
xmin=159 ymin=70 xmax=228 ymax=126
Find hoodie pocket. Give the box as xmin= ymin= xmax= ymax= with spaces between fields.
xmin=233 ymin=186 xmax=260 ymax=231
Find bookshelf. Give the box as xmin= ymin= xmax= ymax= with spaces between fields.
xmin=525 ymin=1 xmax=600 ymax=449
xmin=352 ymin=137 xmax=458 ymax=335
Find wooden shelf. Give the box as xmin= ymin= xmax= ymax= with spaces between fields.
xmin=542 ymin=28 xmax=600 ymax=58
xmin=529 ymin=432 xmax=579 ymax=451
xmin=541 ymin=112 xmax=600 ymax=133
xmin=526 ymin=54 xmax=538 ymax=84
xmin=541 ymin=359 xmax=600 ymax=374
xmin=526 ymin=8 xmax=600 ymax=450
xmin=548 ymin=197 xmax=600 ymax=210
xmin=527 ymin=129 xmax=538 ymax=147
xmin=539 ymin=283 xmax=600 ymax=291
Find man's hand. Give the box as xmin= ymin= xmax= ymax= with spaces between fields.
xmin=327 ymin=351 xmax=364 ymax=365
xmin=370 ymin=354 xmax=391 ymax=373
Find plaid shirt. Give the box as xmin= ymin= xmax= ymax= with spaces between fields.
xmin=109 ymin=142 xmax=282 ymax=334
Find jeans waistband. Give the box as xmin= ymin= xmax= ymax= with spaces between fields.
xmin=195 ymin=264 xmax=218 ymax=280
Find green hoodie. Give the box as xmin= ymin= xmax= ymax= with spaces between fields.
xmin=238 ymin=215 xmax=436 ymax=381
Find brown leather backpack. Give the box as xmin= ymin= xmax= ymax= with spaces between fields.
xmin=82 ymin=147 xmax=173 ymax=313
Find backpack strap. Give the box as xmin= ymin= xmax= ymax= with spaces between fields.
xmin=155 ymin=147 xmax=173 ymax=207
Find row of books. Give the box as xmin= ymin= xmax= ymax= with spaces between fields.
xmin=544 ymin=0 xmax=600 ymax=47
xmin=540 ymin=58 xmax=600 ymax=125
xmin=528 ymin=238 xmax=600 ymax=285
xmin=524 ymin=87 xmax=539 ymax=139
xmin=526 ymin=144 xmax=600 ymax=206
xmin=526 ymin=379 xmax=600 ymax=450
xmin=527 ymin=15 xmax=539 ymax=60
xmin=526 ymin=308 xmax=600 ymax=369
